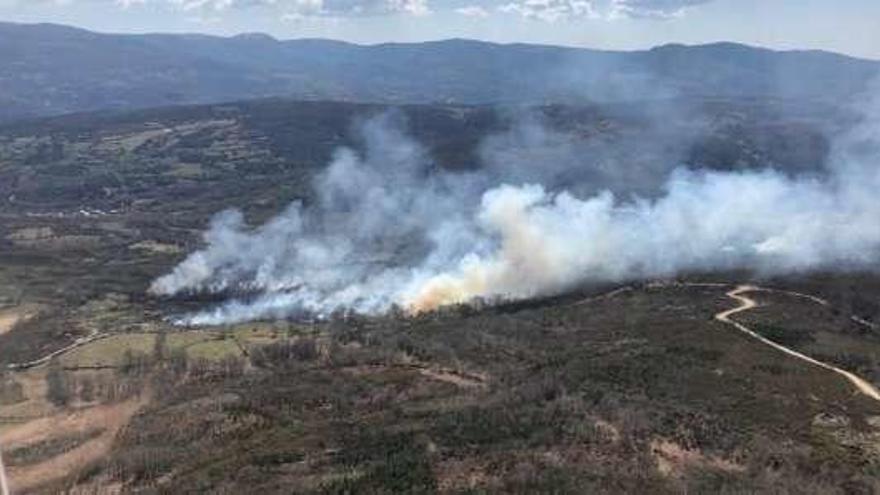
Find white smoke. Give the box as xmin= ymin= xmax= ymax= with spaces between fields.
xmin=151 ymin=112 xmax=488 ymax=323
xmin=404 ymin=167 xmax=880 ymax=312
xmin=152 ymin=93 xmax=880 ymax=325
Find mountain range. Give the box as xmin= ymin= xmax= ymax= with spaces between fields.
xmin=1 ymin=21 xmax=878 ymax=122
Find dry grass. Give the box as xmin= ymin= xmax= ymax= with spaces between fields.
xmin=165 ymin=163 xmax=205 ymax=179
xmin=416 ymin=368 xmax=487 ymax=389
xmin=185 ymin=338 xmax=243 ymax=361
xmin=128 ymin=240 xmax=182 ymax=255
xmin=651 ymin=439 xmax=744 ymax=478
xmin=59 ymin=335 xmax=156 ymax=368
xmin=1 ymin=393 xmax=149 ymax=493
xmin=0 ymin=368 xmax=53 ymax=425
xmin=165 ymin=332 xmax=215 ymax=351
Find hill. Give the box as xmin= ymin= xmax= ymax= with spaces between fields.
xmin=0 ymin=22 xmax=877 ymax=122
xmin=0 ymin=96 xmax=843 ymax=219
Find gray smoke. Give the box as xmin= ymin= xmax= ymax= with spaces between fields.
xmin=152 ymin=91 xmax=880 ymax=325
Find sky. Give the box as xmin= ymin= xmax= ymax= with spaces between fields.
xmin=0 ymin=0 xmax=879 ymax=60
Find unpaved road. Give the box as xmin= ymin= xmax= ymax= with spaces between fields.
xmin=717 ymin=285 xmax=880 ymax=402
xmin=6 ymin=330 xmax=109 ymax=371
xmin=578 ymin=281 xmax=880 ymax=402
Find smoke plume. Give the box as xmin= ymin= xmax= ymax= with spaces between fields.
xmin=152 ymin=94 xmax=880 ymax=325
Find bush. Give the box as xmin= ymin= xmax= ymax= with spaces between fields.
xmin=250 ymin=338 xmax=319 ymax=368
xmin=753 ymin=324 xmax=814 ymax=347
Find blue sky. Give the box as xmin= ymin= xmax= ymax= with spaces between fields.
xmin=1 ymin=0 xmax=878 ymax=60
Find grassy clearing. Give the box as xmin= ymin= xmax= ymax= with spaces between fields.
xmin=231 ymin=322 xmax=302 ymax=340
xmin=185 ymin=338 xmax=243 ymax=361
xmin=54 ymin=330 xmax=271 ymax=369
xmin=166 ymin=332 xmax=215 ymax=352
xmin=59 ymin=334 xmax=156 ymax=368
xmin=166 ymin=162 xmax=205 ymax=179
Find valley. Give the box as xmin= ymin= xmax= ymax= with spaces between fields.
xmin=0 ymin=98 xmax=878 ymax=492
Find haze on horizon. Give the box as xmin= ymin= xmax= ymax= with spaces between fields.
xmin=0 ymin=0 xmax=878 ymax=60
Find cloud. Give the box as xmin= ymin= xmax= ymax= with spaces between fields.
xmin=616 ymin=0 xmax=712 ymax=18
xmin=35 ymin=0 xmax=713 ymax=20
xmin=499 ymin=0 xmax=597 ymax=22
xmin=499 ymin=0 xmax=713 ymax=22
xmin=455 ymin=5 xmax=490 ymax=18
xmin=116 ymin=0 xmax=430 ymax=16
xmin=0 ymin=0 xmax=75 ymax=5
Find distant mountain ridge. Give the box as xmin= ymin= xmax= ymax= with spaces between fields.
xmin=0 ymin=22 xmax=877 ymax=122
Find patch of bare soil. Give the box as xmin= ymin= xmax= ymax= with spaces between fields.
xmin=416 ymin=368 xmax=487 ymax=389
xmin=0 ymin=305 xmax=40 ymax=336
xmin=1 ymin=393 xmax=148 ymax=493
xmin=128 ymin=240 xmax=182 ymax=255
xmin=435 ymin=457 xmax=498 ymax=493
xmin=342 ymin=363 xmax=487 ymax=389
xmin=651 ymin=439 xmax=744 ymax=478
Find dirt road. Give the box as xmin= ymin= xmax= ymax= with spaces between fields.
xmin=716 ymin=285 xmax=880 ymax=402
xmin=6 ymin=330 xmax=109 ymax=371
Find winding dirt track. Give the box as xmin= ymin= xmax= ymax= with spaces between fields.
xmin=6 ymin=330 xmax=109 ymax=371
xmin=716 ymin=285 xmax=880 ymax=402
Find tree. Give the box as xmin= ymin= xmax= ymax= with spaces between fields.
xmin=46 ymin=359 xmax=71 ymax=407
xmin=153 ymin=330 xmax=167 ymax=364
xmin=0 ymin=372 xmax=24 ymax=406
